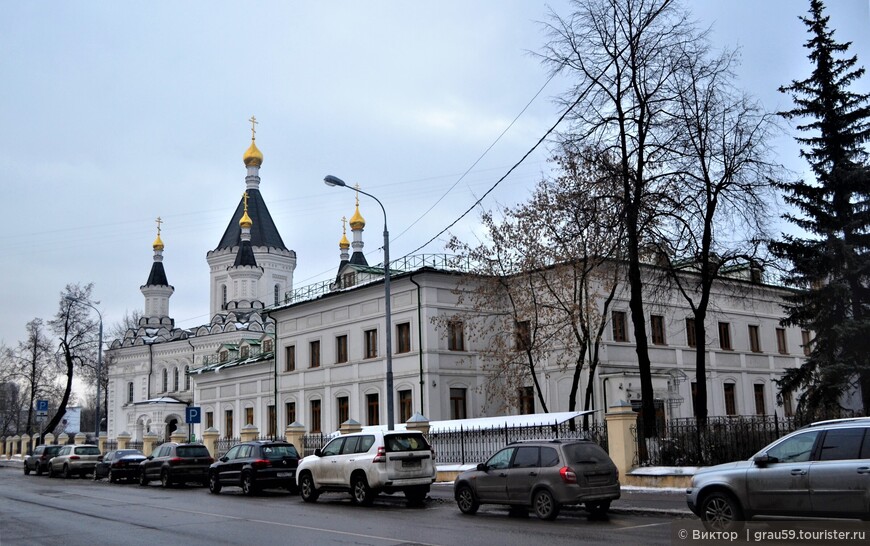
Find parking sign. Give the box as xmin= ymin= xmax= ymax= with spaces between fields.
xmin=186 ymin=406 xmax=201 ymax=424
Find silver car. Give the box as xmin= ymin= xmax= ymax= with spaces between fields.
xmin=48 ymin=444 xmax=102 ymax=478
xmin=453 ymin=439 xmax=620 ymax=520
xmin=687 ymin=417 xmax=870 ymax=531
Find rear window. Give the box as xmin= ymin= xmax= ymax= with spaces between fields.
xmin=177 ymin=446 xmax=211 ymax=458
xmin=262 ymin=444 xmax=299 ymax=459
xmin=75 ymin=446 xmax=101 ymax=455
xmin=384 ymin=433 xmax=430 ymax=452
xmin=563 ymin=442 xmax=610 ymax=464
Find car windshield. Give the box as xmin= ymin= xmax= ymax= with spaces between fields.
xmin=75 ymin=446 xmax=101 ymax=455
xmin=262 ymin=444 xmax=299 ymax=459
xmin=563 ymin=443 xmax=610 ymax=464
xmin=385 ymin=434 xmax=430 ymax=452
xmin=177 ymin=446 xmax=210 ymax=458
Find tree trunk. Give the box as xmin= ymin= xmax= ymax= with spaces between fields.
xmin=42 ymin=346 xmax=74 ymax=436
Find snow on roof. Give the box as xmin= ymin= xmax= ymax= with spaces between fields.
xmin=357 ymin=410 xmax=595 ymax=434
xmin=133 ymin=397 xmax=186 ymax=405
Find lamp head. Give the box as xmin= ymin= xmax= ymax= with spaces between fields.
xmin=324 ymin=175 xmax=347 ymax=188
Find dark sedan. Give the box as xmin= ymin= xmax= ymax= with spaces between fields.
xmin=208 ymin=440 xmax=300 ymax=496
xmin=94 ymin=449 xmax=146 ymax=483
xmin=139 ymin=442 xmax=214 ymax=488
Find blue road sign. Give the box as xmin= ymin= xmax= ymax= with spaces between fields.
xmin=186 ymin=406 xmax=201 ymax=424
xmin=36 ymin=399 xmax=49 ymax=412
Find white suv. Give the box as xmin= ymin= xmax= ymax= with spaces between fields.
xmin=297 ymin=430 xmax=436 ymax=506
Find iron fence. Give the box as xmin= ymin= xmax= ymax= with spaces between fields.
xmin=301 ymin=433 xmax=335 ymax=457
xmin=215 ymin=437 xmax=240 ymax=458
xmin=428 ymin=420 xmax=608 ymax=465
xmin=632 ymin=415 xmax=801 ymax=467
xmin=128 ymin=440 xmax=143 ymax=451
xmin=104 ymin=440 xmax=118 ymax=452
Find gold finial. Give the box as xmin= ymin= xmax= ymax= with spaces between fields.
xmin=152 ymin=216 xmax=165 ymax=251
xmin=239 ymin=192 xmax=253 ymax=229
xmin=339 ymin=216 xmax=350 ymax=249
xmin=248 ymin=115 xmax=258 ymax=140
xmin=243 ymin=116 xmax=263 ymax=167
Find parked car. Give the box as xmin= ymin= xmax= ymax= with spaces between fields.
xmin=139 ymin=442 xmax=214 ymax=488
xmin=47 ymin=444 xmax=102 ymax=478
xmin=24 ymin=445 xmax=63 ymax=476
xmin=208 ymin=440 xmax=300 ymax=496
xmin=94 ymin=449 xmax=146 ymax=483
xmin=687 ymin=417 xmax=870 ymax=532
xmin=453 ymin=439 xmax=620 ymax=520
xmin=297 ymin=430 xmax=436 ymax=506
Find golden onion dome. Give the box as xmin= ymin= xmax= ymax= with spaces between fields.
xmin=349 ymin=204 xmax=365 ymax=230
xmin=243 ymin=139 xmax=263 ymax=167
xmin=339 ymin=231 xmax=350 ymax=249
xmin=239 ymin=210 xmax=253 ymax=229
xmin=152 ymin=233 xmax=164 ymax=251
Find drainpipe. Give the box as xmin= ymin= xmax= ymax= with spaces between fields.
xmin=186 ymin=337 xmax=196 ymax=442
xmin=147 ymin=342 xmax=153 ymax=400
xmin=409 ymin=273 xmax=425 ymax=414
xmin=264 ymin=309 xmax=278 ymax=439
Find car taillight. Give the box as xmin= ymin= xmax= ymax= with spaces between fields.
xmin=252 ymin=459 xmax=271 ymax=469
xmin=168 ymin=457 xmax=183 ymax=465
xmin=69 ymin=455 xmax=81 ymax=460
xmin=40 ymin=454 xmax=48 ymax=460
xmin=373 ymin=446 xmax=386 ymax=463
xmin=559 ymin=466 xmax=577 ymax=484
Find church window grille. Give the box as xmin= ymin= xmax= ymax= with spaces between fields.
xmin=162 ymin=369 xmax=168 ymax=393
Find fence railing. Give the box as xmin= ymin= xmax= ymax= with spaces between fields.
xmin=215 ymin=437 xmax=241 ymax=458
xmin=301 ymin=433 xmax=336 ymax=457
xmin=104 ymin=439 xmax=118 ymax=452
xmin=632 ymin=415 xmax=801 ymax=467
xmin=428 ymin=420 xmax=608 ymax=465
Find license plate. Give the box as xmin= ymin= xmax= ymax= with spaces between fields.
xmin=401 ymin=460 xmax=421 ymax=468
xmin=276 ymin=472 xmax=292 ymax=478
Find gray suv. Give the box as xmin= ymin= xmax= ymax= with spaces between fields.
xmin=453 ymin=439 xmax=620 ymax=520
xmin=687 ymin=417 xmax=870 ymax=531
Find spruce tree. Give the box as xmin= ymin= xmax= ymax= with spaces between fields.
xmin=773 ymin=0 xmax=870 ymax=416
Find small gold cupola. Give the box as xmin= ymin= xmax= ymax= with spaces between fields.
xmin=239 ymin=191 xmax=253 ymax=229
xmin=339 ymin=216 xmax=350 ymax=249
xmin=349 ymin=189 xmax=365 ymax=230
xmin=153 ymin=216 xmax=165 ymax=251
xmin=243 ymin=115 xmax=263 ymax=167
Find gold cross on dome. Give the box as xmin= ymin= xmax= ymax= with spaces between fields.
xmin=155 ymin=216 xmax=163 ymax=235
xmin=354 ymin=183 xmax=361 ymax=206
xmin=242 ymin=192 xmax=249 ymax=213
xmin=341 ymin=215 xmax=347 ymax=234
xmin=248 ymin=116 xmax=258 ymax=139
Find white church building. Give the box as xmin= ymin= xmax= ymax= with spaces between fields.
xmin=106 ymin=127 xmax=807 ymax=442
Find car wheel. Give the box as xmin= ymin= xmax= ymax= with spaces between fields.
xmin=108 ymin=469 xmax=118 ymax=484
xmin=242 ymin=473 xmax=259 ymax=496
xmin=299 ymin=472 xmax=319 ymax=503
xmin=208 ymin=472 xmax=222 ymax=494
xmin=700 ymin=491 xmax=744 ymax=532
xmin=62 ymin=465 xmax=71 ymax=480
xmin=139 ymin=471 xmax=149 ymax=486
xmin=351 ymin=474 xmax=375 ymax=506
xmin=160 ymin=469 xmax=172 ymax=488
xmin=48 ymin=465 xmax=56 ymax=478
xmin=35 ymin=465 xmax=43 ymax=476
xmin=93 ymin=470 xmax=99 ymax=481
xmin=405 ymin=486 xmax=427 ymax=507
xmin=586 ymin=500 xmax=611 ymax=518
xmin=24 ymin=464 xmax=30 ymax=476
xmin=533 ymin=489 xmax=561 ymax=521
xmin=455 ymin=485 xmax=479 ymax=515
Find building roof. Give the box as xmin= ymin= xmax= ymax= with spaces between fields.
xmin=215 ymin=189 xmax=287 ymax=251
xmin=145 ymin=261 xmax=169 ymax=287
xmin=233 ymin=240 xmax=258 ymax=267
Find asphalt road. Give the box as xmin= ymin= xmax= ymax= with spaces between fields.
xmin=0 ymin=466 xmax=684 ymax=546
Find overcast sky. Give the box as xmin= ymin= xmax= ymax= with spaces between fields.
xmin=2 ymin=0 xmax=869 ymax=347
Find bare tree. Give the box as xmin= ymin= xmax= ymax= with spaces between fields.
xmin=9 ymin=319 xmax=60 ymax=435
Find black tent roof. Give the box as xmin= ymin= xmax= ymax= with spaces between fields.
xmin=215 ymin=189 xmax=287 ymax=251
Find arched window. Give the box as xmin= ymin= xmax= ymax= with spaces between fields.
xmin=162 ymin=369 xmax=168 ymax=393
xmin=221 ymin=285 xmax=227 ymax=308
xmin=274 ymin=284 xmax=281 ymax=305
xmin=127 ymin=382 xmax=134 ymax=404
xmin=173 ymin=368 xmax=179 ymax=391
xmin=184 ymin=365 xmax=190 ymax=390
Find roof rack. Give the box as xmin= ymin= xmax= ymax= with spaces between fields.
xmin=507 ymin=438 xmax=592 ymax=445
xmin=806 ymin=416 xmax=870 ymax=427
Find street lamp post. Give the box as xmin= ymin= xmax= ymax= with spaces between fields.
xmin=324 ymin=175 xmax=394 ymax=430
xmin=66 ymin=297 xmax=103 ymax=440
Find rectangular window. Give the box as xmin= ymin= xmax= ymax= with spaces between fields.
xmin=396 ymin=322 xmax=411 ymax=353
xmin=515 ymin=320 xmax=531 ymax=351
xmin=337 ymin=396 xmax=349 ymax=426
xmin=285 ymin=401 xmax=296 ymax=426
xmin=518 ymin=386 xmax=535 ymax=415
xmin=723 ymin=383 xmax=736 ymax=416
xmin=748 ymin=325 xmax=761 ymax=352
xmin=205 ymin=411 xmax=214 ymax=430
xmin=776 ymin=328 xmax=788 ymax=354
xmin=398 ymin=390 xmax=412 ymax=423
xmin=685 ymin=318 xmax=696 ymax=348
xmin=285 ymin=345 xmax=296 ymax=372
xmin=336 ymin=335 xmax=348 ymax=363
xmin=310 ymin=400 xmax=321 ymax=433
xmin=612 ymin=311 xmax=627 ymax=342
xmin=650 ymin=315 xmax=666 ymax=345
xmin=245 ymin=407 xmax=254 ymax=426
xmin=753 ymin=384 xmax=765 ymax=416
xmin=447 ymin=320 xmax=465 ymax=351
xmin=366 ymin=393 xmax=380 ymax=426
xmin=364 ymin=329 xmax=378 ymax=359
xmin=801 ymin=330 xmax=812 ymax=356
xmin=450 ymin=388 xmax=467 ymax=420
xmin=267 ymin=405 xmax=276 ymax=437
xmin=309 ymin=340 xmax=321 ymax=368
xmin=718 ymin=322 xmax=732 ymax=350
xmin=224 ymin=409 xmax=234 ymax=439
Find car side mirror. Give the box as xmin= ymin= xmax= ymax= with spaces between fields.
xmin=147 ymin=455 xmax=154 ymax=460
xmin=476 ymin=463 xmax=488 ymax=472
xmin=314 ymin=448 xmax=323 ymax=457
xmin=220 ymin=457 xmax=229 ymax=462
xmin=97 ymin=455 xmax=104 ymax=462
xmin=753 ymin=454 xmax=775 ymax=467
